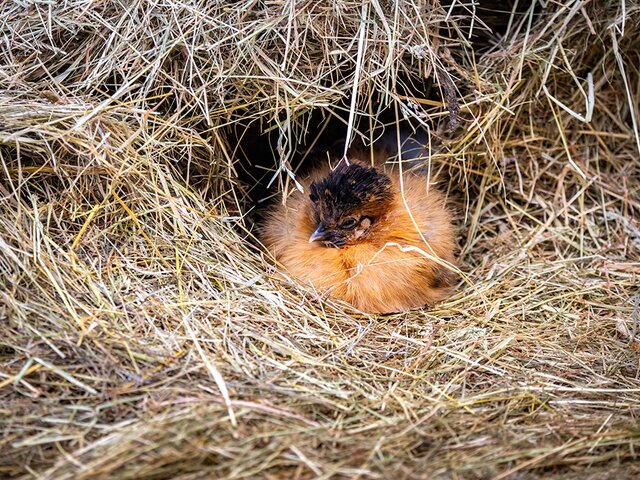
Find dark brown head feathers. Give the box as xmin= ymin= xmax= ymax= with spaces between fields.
xmin=309 ymin=162 xmax=392 ymax=222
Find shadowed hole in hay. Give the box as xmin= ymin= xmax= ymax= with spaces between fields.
xmin=228 ymin=74 xmax=446 ymax=211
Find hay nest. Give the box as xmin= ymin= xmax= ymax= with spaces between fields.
xmin=1 ymin=1 xmax=639 ymax=478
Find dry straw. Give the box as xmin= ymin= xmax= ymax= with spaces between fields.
xmin=1 ymin=1 xmax=639 ymax=479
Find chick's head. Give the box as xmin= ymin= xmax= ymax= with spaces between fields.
xmin=308 ymin=162 xmax=393 ymax=248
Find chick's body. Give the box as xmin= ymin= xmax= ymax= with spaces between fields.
xmin=261 ymin=147 xmax=456 ymax=314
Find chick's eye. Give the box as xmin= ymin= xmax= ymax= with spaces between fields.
xmin=340 ymin=217 xmax=358 ymax=229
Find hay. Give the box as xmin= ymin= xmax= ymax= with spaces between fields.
xmin=1 ymin=1 xmax=639 ymax=478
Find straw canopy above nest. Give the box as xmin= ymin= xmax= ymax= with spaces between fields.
xmin=1 ymin=1 xmax=639 ymax=479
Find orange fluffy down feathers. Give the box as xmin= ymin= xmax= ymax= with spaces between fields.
xmin=260 ymin=146 xmax=457 ymax=314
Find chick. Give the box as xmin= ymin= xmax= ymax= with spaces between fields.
xmin=260 ymin=143 xmax=457 ymax=314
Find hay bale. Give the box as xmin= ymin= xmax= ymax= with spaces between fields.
xmin=1 ymin=1 xmax=639 ymax=479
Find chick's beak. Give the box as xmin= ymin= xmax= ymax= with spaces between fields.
xmin=309 ymin=224 xmax=329 ymax=243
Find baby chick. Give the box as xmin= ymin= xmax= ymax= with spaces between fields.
xmin=260 ymin=142 xmax=457 ymax=314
